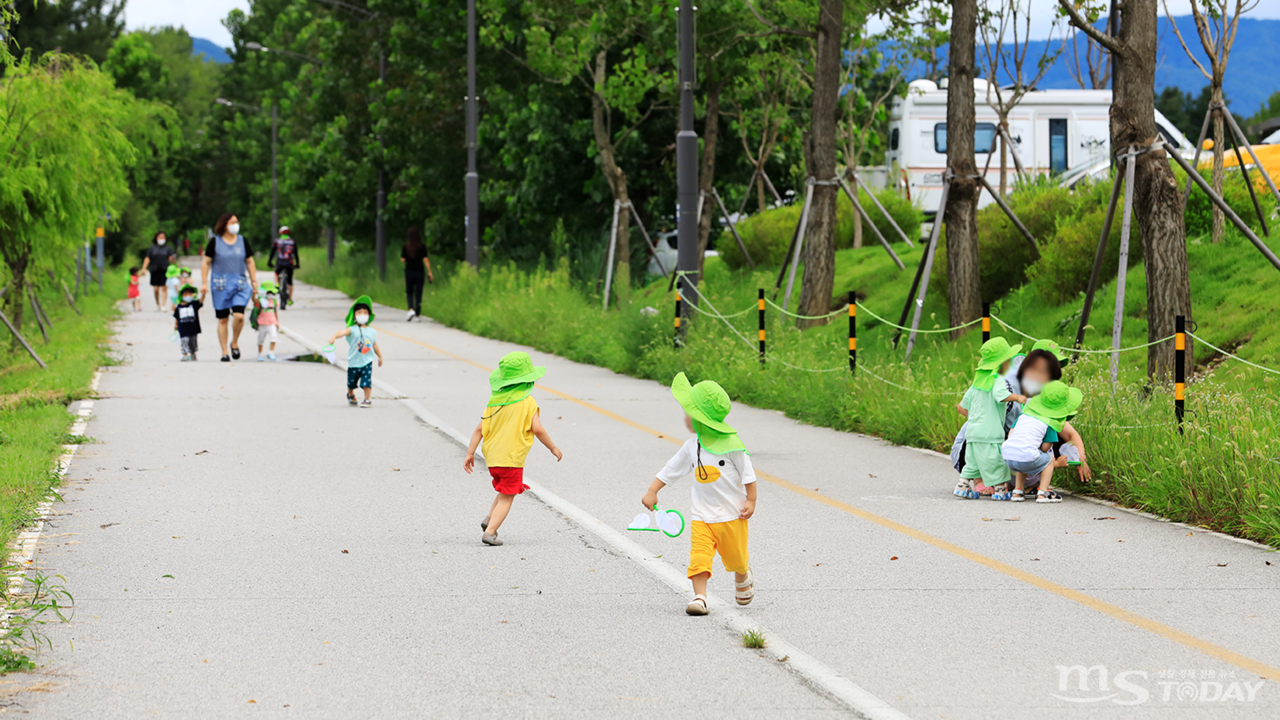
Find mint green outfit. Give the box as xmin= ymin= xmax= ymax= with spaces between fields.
xmin=346 ymin=327 xmax=377 ymax=368
xmin=959 ymin=382 xmax=1013 ymax=485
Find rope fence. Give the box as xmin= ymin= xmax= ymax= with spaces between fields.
xmin=669 ymin=286 xmax=1280 ymax=434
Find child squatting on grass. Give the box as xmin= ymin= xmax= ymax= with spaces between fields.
xmin=954 ymin=338 xmax=1028 ymax=501
xmin=464 ymin=351 xmax=562 ymax=546
xmin=1002 ymin=380 xmax=1085 ymax=503
xmin=641 ymin=373 xmax=756 ymax=616
xmin=326 ymin=295 xmax=383 ymax=408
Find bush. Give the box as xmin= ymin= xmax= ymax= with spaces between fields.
xmin=1178 ymin=164 xmax=1275 ymax=238
xmin=718 ymin=186 xmax=923 ymax=270
xmin=1028 ymin=203 xmax=1138 ymax=305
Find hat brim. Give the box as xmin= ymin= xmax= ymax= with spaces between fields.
xmin=1035 ymin=343 xmax=1071 ymax=362
xmin=671 ymin=373 xmax=736 ymax=435
xmin=178 ymin=284 xmax=199 ymax=295
xmin=1027 ymin=386 xmax=1084 ymax=419
xmin=345 ymin=295 xmax=376 ymax=326
xmin=977 ymin=343 xmax=1022 ymax=371
xmin=489 ymin=365 xmax=546 ymax=392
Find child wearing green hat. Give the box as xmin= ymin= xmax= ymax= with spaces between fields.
xmin=164 ymin=264 xmax=182 ymax=312
xmin=172 ymin=283 xmax=205 ymax=361
xmin=640 ymin=373 xmax=756 ymax=616
xmin=1001 ymin=380 xmax=1085 ymax=503
xmin=254 ymin=280 xmax=281 ymax=361
xmin=326 ymin=296 xmax=383 ymax=408
xmin=463 ymin=351 xmax=563 ymax=546
xmin=955 ymin=337 xmax=1029 ymax=501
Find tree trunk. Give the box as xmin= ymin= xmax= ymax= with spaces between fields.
xmin=796 ymin=0 xmax=842 ymax=328
xmin=4 ymin=258 xmax=27 ymax=350
xmin=999 ymin=114 xmax=1009 ymax=196
xmin=1113 ymin=0 xmax=1192 ymax=376
xmin=696 ymin=79 xmax=723 ymax=276
xmin=850 ymin=172 xmax=863 ymax=249
xmin=591 ymin=52 xmax=630 ymax=305
xmin=756 ymin=168 xmax=767 ymax=214
xmin=945 ymin=0 xmax=983 ymax=339
xmin=1210 ymin=82 xmax=1225 ymax=244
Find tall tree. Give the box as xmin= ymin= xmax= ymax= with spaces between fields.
xmin=1059 ymin=0 xmax=1192 ymax=376
xmin=979 ymin=0 xmax=1064 ymax=196
xmin=724 ymin=48 xmax=804 ymax=216
xmin=10 ymin=0 xmax=125 ymax=65
xmin=945 ymin=0 xmax=982 ymax=337
xmin=1163 ymin=0 xmax=1259 ymax=244
xmin=1066 ymin=22 xmax=1110 ymax=89
xmin=0 ymin=55 xmax=140 ymax=341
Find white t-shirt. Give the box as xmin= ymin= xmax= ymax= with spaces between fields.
xmin=1002 ymin=414 xmax=1052 ymax=463
xmin=656 ymin=437 xmax=756 ymax=524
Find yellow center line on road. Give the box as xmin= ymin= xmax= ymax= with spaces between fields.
xmin=375 ymin=325 xmax=1280 ymax=680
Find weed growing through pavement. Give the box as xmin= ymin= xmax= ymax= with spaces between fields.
xmin=741 ymin=628 xmax=766 ymax=649
xmin=0 ymin=571 xmax=74 ymax=673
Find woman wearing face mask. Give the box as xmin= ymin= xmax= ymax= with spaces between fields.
xmin=140 ymin=231 xmax=177 ymax=311
xmin=201 ymin=213 xmax=260 ymax=362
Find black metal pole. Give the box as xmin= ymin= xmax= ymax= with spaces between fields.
xmin=1076 ymin=157 xmax=1126 ymax=349
xmin=376 ymin=54 xmax=387 ymax=278
xmin=674 ymin=290 xmax=683 ymax=349
xmin=464 ymin=0 xmax=480 ymax=269
xmin=1175 ymin=314 xmax=1185 ymax=435
xmin=1224 ymin=119 xmax=1270 ymax=237
xmin=758 ymin=288 xmax=765 ymax=368
xmin=982 ymin=301 xmax=990 ymax=343
xmin=327 ymin=227 xmax=336 ymax=266
xmin=675 ymin=0 xmax=699 ymax=336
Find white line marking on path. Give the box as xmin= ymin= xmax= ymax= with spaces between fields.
xmin=7 ymin=370 xmax=102 ymax=592
xmin=281 ymin=325 xmax=912 ymax=720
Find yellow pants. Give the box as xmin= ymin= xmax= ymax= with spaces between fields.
xmin=688 ymin=519 xmax=749 ymax=578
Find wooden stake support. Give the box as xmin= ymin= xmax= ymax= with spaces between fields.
xmin=0 ymin=307 xmax=46 ymax=368
xmin=837 ymin=176 xmax=905 ymax=270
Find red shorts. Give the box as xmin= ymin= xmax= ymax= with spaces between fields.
xmin=489 ymin=466 xmax=529 ymax=495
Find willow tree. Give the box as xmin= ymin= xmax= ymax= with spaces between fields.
xmin=0 ymin=55 xmax=139 ymax=344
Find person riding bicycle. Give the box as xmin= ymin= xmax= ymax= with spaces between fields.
xmin=268 ymin=225 xmax=299 ymax=307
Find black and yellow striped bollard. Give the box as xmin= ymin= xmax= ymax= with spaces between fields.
xmin=982 ymin=302 xmax=991 ymax=343
xmin=1175 ymin=315 xmax=1185 ymax=434
xmin=757 ymin=288 xmax=766 ymax=368
xmin=848 ymin=291 xmax=856 ymax=375
xmin=674 ymin=291 xmax=682 ymax=349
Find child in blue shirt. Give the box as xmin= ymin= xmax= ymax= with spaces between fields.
xmin=326 ymin=296 xmax=383 ymax=408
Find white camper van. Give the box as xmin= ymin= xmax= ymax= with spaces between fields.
xmin=884 ymin=79 xmax=1193 ymax=212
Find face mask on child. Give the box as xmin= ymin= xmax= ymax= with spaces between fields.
xmin=227 ymin=223 xmax=241 ymax=236
xmin=1022 ymin=379 xmax=1044 ymax=397
xmin=354 ymin=313 xmax=370 ymax=325
xmin=181 ymin=295 xmax=195 ymax=304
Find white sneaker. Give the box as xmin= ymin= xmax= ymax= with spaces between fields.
xmin=406 ymin=309 xmax=416 ymax=322
xmin=256 ymin=355 xmax=265 ymax=362
xmin=267 ymin=352 xmax=276 ymax=360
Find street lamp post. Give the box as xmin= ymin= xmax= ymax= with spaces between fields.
xmin=465 ymin=0 xmax=479 ymax=269
xmin=675 ymin=0 xmax=699 ymax=339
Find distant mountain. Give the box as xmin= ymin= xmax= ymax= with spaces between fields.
xmin=191 ymin=37 xmax=230 ymax=64
xmin=919 ymin=16 xmax=1280 ymax=118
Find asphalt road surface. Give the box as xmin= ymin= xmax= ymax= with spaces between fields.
xmin=5 ymin=279 xmax=1278 ymax=719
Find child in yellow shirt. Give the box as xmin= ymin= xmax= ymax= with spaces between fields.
xmin=641 ymin=373 xmax=756 ymax=616
xmin=464 ymin=351 xmax=562 ymax=546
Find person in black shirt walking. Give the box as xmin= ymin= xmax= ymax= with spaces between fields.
xmin=399 ymin=227 xmax=434 ymax=321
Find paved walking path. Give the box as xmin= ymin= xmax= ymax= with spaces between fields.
xmin=6 ymin=279 xmax=1279 ymax=719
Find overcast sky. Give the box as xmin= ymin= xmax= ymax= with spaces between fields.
xmin=128 ymin=0 xmax=1280 ymax=50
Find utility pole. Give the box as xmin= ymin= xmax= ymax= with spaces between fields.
xmin=675 ymin=0 xmax=699 ymax=338
xmin=95 ymin=226 xmax=104 ymax=292
xmin=464 ymin=0 xmax=480 ymax=269
xmin=271 ymin=103 xmax=279 ymax=240
xmin=376 ymin=52 xmax=388 ymax=278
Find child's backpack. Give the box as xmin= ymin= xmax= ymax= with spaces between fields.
xmin=249 ymin=303 xmax=261 ymax=330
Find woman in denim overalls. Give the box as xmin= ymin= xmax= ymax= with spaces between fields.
xmin=200 ymin=213 xmax=261 ymax=362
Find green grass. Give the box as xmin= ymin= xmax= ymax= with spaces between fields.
xmin=0 ymin=268 xmax=124 ymax=555
xmin=300 ymin=235 xmax=1280 ymax=547
xmin=741 ymin=628 xmax=767 ymax=649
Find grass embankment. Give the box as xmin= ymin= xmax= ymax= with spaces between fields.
xmin=0 ymin=269 xmax=124 ymax=553
xmin=300 ymin=239 xmax=1280 ymax=547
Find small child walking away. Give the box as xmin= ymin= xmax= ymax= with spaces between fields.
xmin=254 ymin=281 xmax=280 ymax=361
xmin=173 ymin=283 xmax=204 ymax=361
xmin=164 ymin=265 xmax=182 ymax=311
xmin=326 ymin=295 xmax=382 ymax=407
xmin=955 ymin=338 xmax=1027 ymax=501
xmin=463 ymin=351 xmax=562 ymax=546
xmin=641 ymin=373 xmax=756 ymax=616
xmin=128 ymin=267 xmax=142 ymax=312
xmin=1001 ymin=380 xmax=1084 ymax=503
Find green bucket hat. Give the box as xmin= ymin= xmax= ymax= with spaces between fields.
xmin=671 ymin=373 xmax=744 ymax=454
xmin=1024 ymin=380 xmax=1083 ymax=432
xmin=345 ymin=295 xmax=376 ymax=326
xmin=488 ymin=351 xmax=546 ymax=393
xmin=165 ymin=265 xmax=182 ymax=278
xmin=973 ymin=337 xmax=1022 ymax=391
xmin=1031 ymin=338 xmax=1071 ymax=362
xmin=259 ymin=280 xmax=279 ymax=294
xmin=178 ymin=283 xmax=199 ymax=297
